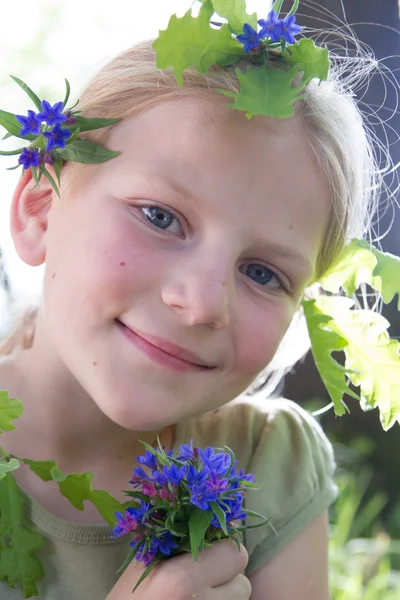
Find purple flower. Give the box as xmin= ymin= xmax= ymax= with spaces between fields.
xmin=258 ymin=10 xmax=283 ymax=42
xmin=18 ymin=147 xmax=40 ymax=169
xmin=204 ymin=471 xmax=229 ymax=495
xmin=135 ymin=540 xmax=158 ymax=566
xmin=16 ymin=110 xmax=41 ymax=137
xmin=137 ymin=450 xmax=158 ymax=470
xmin=281 ymin=14 xmax=302 ymax=44
xmin=162 ymin=464 xmax=187 ymax=486
xmin=43 ymin=123 xmax=71 ymax=151
xmin=236 ymin=23 xmax=261 ymax=52
xmin=37 ymin=100 xmax=67 ymax=126
xmin=111 ymin=508 xmax=138 ymax=539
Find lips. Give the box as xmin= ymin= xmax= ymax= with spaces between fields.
xmin=117 ymin=321 xmax=215 ymax=369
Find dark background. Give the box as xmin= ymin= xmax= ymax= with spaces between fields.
xmin=283 ymin=0 xmax=400 ymax=535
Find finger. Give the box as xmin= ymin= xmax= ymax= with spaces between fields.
xmin=180 ymin=538 xmax=249 ymax=588
xmin=211 ymin=573 xmax=252 ymax=600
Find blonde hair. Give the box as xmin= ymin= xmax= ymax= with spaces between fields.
xmin=0 ymin=39 xmax=381 ymax=361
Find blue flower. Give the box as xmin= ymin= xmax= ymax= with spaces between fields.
xmin=18 ymin=147 xmax=40 ymax=169
xmin=190 ymin=483 xmax=218 ymax=511
xmin=236 ymin=23 xmax=261 ymax=53
xmin=281 ymin=14 xmax=302 ymax=44
xmin=258 ymin=10 xmax=283 ymax=42
xmin=16 ymin=110 xmax=41 ymax=137
xmin=198 ymin=447 xmax=231 ymax=476
xmin=157 ymin=531 xmax=179 ymax=556
xmin=128 ymin=501 xmax=151 ymax=525
xmin=230 ymin=462 xmax=255 ymax=483
xmin=137 ymin=449 xmax=158 ymax=470
xmin=152 ymin=469 xmax=168 ymax=486
xmin=43 ymin=123 xmax=71 ymax=151
xmin=178 ymin=440 xmax=195 ymax=461
xmin=186 ymin=464 xmax=208 ymax=488
xmin=162 ymin=463 xmax=187 ymax=485
xmin=37 ymin=100 xmax=67 ymax=126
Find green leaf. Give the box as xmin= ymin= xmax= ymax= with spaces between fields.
xmin=286 ymin=0 xmax=300 ymax=19
xmin=71 ymin=115 xmax=120 ymax=133
xmin=0 ymin=473 xmax=45 ymax=597
xmin=132 ymin=561 xmax=158 ymax=593
xmin=116 ymin=542 xmax=140 ymax=576
xmin=211 ymin=0 xmax=257 ymax=35
xmin=57 ymin=139 xmax=120 ymax=164
xmin=0 ymin=146 xmax=25 ymax=156
xmin=0 ymin=110 xmax=35 ymax=141
xmin=314 ymin=296 xmax=400 ymax=430
xmin=210 ymin=501 xmax=228 ymax=534
xmin=40 ymin=165 xmax=60 ymax=198
xmin=53 ymin=159 xmax=63 ymax=186
xmin=0 ymin=458 xmax=20 ymax=480
xmin=272 ymin=0 xmax=285 ymax=16
xmin=189 ymin=508 xmax=213 ymax=562
xmin=319 ymin=239 xmax=400 ymax=309
xmin=153 ymin=0 xmax=244 ymax=86
xmin=224 ymin=445 xmax=236 ymax=477
xmin=63 ymin=78 xmax=71 ymax=108
xmin=31 ymin=167 xmax=41 ymax=188
xmin=302 ymin=299 xmax=359 ymax=416
xmin=0 ymin=391 xmax=24 ymax=433
xmin=20 ymin=458 xmax=123 ymax=526
xmin=218 ymin=63 xmax=302 ymax=118
xmin=10 ymin=76 xmax=42 ymax=112
xmin=282 ymin=38 xmax=330 ymax=84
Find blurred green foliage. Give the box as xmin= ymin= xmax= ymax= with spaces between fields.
xmin=330 ymin=472 xmax=400 ymax=599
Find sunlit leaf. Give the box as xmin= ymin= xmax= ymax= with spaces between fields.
xmin=153 ymin=0 xmax=243 ymax=86
xmin=218 ymin=63 xmax=302 ymax=118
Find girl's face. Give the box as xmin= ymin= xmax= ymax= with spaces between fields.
xmin=41 ymin=97 xmax=330 ymax=430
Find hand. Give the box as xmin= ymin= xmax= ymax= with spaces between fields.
xmin=106 ymin=538 xmax=251 ymax=599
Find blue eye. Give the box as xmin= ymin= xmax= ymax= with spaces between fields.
xmin=242 ymin=264 xmax=282 ymax=289
xmin=142 ymin=206 xmax=176 ymax=229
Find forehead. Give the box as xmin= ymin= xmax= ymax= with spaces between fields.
xmin=102 ymin=96 xmax=330 ymax=275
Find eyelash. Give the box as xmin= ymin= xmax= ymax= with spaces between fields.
xmin=138 ymin=205 xmax=289 ymax=293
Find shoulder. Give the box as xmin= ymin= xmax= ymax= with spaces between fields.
xmin=177 ymin=396 xmax=335 ymax=473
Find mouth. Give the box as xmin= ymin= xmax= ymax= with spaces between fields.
xmin=116 ymin=321 xmax=216 ymax=373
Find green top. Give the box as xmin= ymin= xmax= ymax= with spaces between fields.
xmin=1 ymin=398 xmax=338 ymax=599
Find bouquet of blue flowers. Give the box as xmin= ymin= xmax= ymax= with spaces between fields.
xmin=112 ymin=439 xmax=269 ymax=592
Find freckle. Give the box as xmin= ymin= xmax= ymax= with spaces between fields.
xmin=120 ymin=261 xmax=126 ymax=266
xmin=289 ymin=224 xmax=293 ymax=229
xmin=93 ymin=361 xmax=98 ymax=366
xmin=52 ymin=272 xmax=56 ymax=279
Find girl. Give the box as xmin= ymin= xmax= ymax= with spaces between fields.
xmin=0 ymin=6 xmax=382 ymax=600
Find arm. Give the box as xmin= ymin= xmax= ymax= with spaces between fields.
xmin=249 ymin=511 xmax=331 ymax=600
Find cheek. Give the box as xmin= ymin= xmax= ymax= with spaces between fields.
xmin=234 ymin=303 xmax=295 ymax=379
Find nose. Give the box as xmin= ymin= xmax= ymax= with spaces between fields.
xmin=161 ymin=256 xmax=231 ymax=330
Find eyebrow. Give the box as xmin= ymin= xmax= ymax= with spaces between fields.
xmin=134 ymin=171 xmax=206 ymax=210
xmin=256 ymin=241 xmax=314 ymax=277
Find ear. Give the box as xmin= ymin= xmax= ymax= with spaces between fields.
xmin=10 ymin=169 xmax=54 ymax=267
